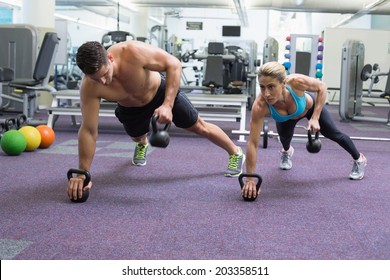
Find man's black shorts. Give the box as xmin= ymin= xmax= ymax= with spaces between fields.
xmin=114 ymin=75 xmax=199 ymax=137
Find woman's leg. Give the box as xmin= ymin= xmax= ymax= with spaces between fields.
xmin=276 ymin=120 xmax=298 ymax=151
xmin=276 ymin=120 xmax=298 ymax=170
xmin=311 ymin=107 xmax=360 ymax=160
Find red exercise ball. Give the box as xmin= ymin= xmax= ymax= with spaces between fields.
xmin=36 ymin=125 xmax=55 ymax=148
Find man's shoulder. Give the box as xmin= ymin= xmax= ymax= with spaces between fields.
xmin=79 ymin=78 xmax=100 ymax=96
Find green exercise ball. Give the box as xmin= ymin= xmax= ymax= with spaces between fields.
xmin=1 ymin=130 xmax=27 ymax=156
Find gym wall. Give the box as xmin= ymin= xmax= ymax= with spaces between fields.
xmin=323 ymin=27 xmax=390 ymax=93
xmin=165 ymin=9 xmax=269 ymax=54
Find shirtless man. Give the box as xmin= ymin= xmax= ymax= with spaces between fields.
xmin=68 ymin=40 xmax=245 ymax=201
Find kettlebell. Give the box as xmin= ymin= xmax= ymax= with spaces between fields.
xmin=306 ymin=130 xmax=321 ymax=153
xmin=67 ymin=168 xmax=91 ymax=203
xmin=15 ymin=114 xmax=27 ymax=129
xmin=0 ymin=123 xmax=5 ymax=140
xmin=148 ymin=114 xmax=171 ymax=148
xmin=238 ymin=173 xmax=263 ymax=202
xmin=1 ymin=118 xmax=16 ymax=131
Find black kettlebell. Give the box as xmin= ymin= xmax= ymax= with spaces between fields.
xmin=238 ymin=173 xmax=263 ymax=201
xmin=0 ymin=123 xmax=5 ymax=140
xmin=15 ymin=114 xmax=27 ymax=128
xmin=2 ymin=118 xmax=16 ymax=131
xmin=148 ymin=114 xmax=171 ymax=148
xmin=67 ymin=168 xmax=91 ymax=203
xmin=306 ymin=130 xmax=321 ymax=153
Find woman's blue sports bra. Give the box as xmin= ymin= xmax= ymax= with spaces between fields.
xmin=268 ymin=84 xmax=307 ymax=122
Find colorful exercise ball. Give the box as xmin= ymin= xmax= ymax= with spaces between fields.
xmin=18 ymin=125 xmax=41 ymax=151
xmin=36 ymin=125 xmax=55 ymax=148
xmin=1 ymin=130 xmax=27 ymax=156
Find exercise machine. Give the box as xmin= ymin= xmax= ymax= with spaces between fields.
xmin=0 ymin=24 xmax=38 ymax=114
xmin=0 ymin=25 xmax=59 ymax=124
xmin=179 ymin=41 xmax=259 ymax=103
xmin=361 ymin=63 xmax=390 ymax=101
xmin=7 ymin=32 xmax=60 ymax=124
xmin=263 ymin=36 xmax=279 ymax=63
xmin=0 ymin=67 xmax=14 ymax=110
xmin=339 ymin=39 xmax=390 ymax=125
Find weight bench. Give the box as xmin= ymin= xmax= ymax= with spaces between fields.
xmin=7 ymin=32 xmax=60 ymax=124
xmin=47 ymin=90 xmax=248 ymax=141
xmin=47 ymin=90 xmax=117 ymax=128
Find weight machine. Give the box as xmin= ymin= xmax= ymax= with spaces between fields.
xmin=339 ymin=39 xmax=390 ymax=125
xmin=263 ymin=36 xmax=279 ymax=64
xmin=178 ymin=40 xmax=260 ymax=106
xmin=0 ymin=26 xmax=59 ymax=125
xmin=361 ymin=63 xmax=390 ymax=101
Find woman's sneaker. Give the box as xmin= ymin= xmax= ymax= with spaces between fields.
xmin=349 ymin=153 xmax=367 ymax=180
xmin=280 ymin=146 xmax=294 ymax=170
xmin=132 ymin=143 xmax=148 ymax=166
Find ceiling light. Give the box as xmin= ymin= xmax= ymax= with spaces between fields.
xmin=54 ymin=13 xmax=112 ymax=31
xmin=232 ymin=0 xmax=248 ymax=27
xmin=107 ymin=0 xmax=138 ymax=13
xmin=0 ymin=0 xmax=22 ymax=8
xmin=291 ymin=0 xmax=304 ymax=6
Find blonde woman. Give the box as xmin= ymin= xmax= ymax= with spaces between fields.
xmin=242 ymin=61 xmax=367 ymax=200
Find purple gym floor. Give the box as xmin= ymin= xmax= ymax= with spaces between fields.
xmin=0 ymin=104 xmax=389 ymax=260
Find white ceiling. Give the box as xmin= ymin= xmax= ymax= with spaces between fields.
xmin=55 ymin=0 xmax=390 ymax=14
xmin=1 ymin=0 xmax=388 ymax=27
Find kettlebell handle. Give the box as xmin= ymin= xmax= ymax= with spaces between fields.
xmin=307 ymin=130 xmax=320 ymax=142
xmin=67 ymin=168 xmax=91 ymax=203
xmin=151 ymin=114 xmax=171 ymax=132
xmin=67 ymin=168 xmax=91 ymax=186
xmin=238 ymin=173 xmax=263 ymax=202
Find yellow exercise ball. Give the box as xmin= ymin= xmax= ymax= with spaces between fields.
xmin=18 ymin=125 xmax=42 ymax=151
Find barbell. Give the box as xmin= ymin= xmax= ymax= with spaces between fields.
xmin=262 ymin=120 xmax=314 ymax=149
xmin=261 ymin=119 xmax=390 ymax=148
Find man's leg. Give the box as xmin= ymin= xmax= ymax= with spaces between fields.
xmin=185 ymin=117 xmax=245 ymax=177
xmin=131 ymin=134 xmax=149 ymax=166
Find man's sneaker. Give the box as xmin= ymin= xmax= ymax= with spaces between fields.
xmin=280 ymin=146 xmax=294 ymax=170
xmin=132 ymin=143 xmax=148 ymax=166
xmin=349 ymin=153 xmax=367 ymax=180
xmin=225 ymin=147 xmax=245 ymax=177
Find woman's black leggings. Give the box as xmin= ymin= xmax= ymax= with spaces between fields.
xmin=276 ymin=94 xmax=360 ymax=160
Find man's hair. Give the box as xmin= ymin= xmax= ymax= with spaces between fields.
xmin=76 ymin=41 xmax=108 ymax=75
xmin=258 ymin=61 xmax=287 ymax=83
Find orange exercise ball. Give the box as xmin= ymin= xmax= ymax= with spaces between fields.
xmin=36 ymin=125 xmax=55 ymax=148
xmin=18 ymin=125 xmax=41 ymax=151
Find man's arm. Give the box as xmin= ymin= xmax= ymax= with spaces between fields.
xmin=67 ymin=80 xmax=101 ymax=200
xmin=78 ymin=83 xmax=101 ymax=172
xmin=135 ymin=42 xmax=182 ymax=123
